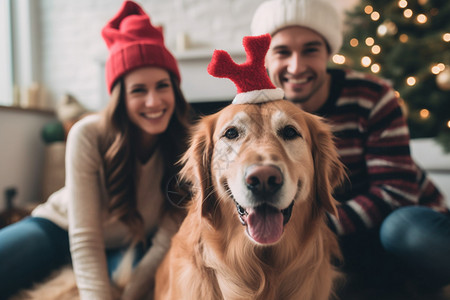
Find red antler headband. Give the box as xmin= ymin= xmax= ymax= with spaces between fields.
xmin=207 ymin=34 xmax=284 ymax=104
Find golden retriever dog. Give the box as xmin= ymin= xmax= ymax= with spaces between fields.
xmin=155 ymin=99 xmax=346 ymax=300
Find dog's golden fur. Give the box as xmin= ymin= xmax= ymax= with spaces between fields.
xmin=155 ymin=100 xmax=345 ymax=300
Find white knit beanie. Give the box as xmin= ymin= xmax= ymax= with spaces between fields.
xmin=251 ymin=0 xmax=343 ymax=55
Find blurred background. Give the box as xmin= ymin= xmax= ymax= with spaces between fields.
xmin=0 ymin=0 xmax=449 ymax=213
xmin=0 ymin=0 xmax=359 ymax=109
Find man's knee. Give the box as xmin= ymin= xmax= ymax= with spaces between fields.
xmin=380 ymin=206 xmax=450 ymax=258
xmin=380 ymin=206 xmax=426 ymax=254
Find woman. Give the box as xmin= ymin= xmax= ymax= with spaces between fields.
xmin=0 ymin=1 xmax=191 ymax=299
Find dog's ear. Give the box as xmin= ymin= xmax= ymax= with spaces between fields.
xmin=179 ymin=114 xmax=217 ymax=221
xmin=304 ymin=113 xmax=346 ymax=216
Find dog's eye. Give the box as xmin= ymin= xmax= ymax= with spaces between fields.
xmin=279 ymin=125 xmax=301 ymax=140
xmin=224 ymin=127 xmax=239 ymax=140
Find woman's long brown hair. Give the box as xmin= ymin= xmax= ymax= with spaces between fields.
xmin=98 ymin=72 xmax=191 ymax=243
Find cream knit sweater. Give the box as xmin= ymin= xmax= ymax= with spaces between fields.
xmin=32 ymin=114 xmax=179 ymax=299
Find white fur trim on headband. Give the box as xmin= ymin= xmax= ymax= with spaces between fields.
xmin=232 ymin=88 xmax=284 ymax=104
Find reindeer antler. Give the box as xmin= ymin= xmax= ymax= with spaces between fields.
xmin=207 ymin=34 xmax=284 ymax=104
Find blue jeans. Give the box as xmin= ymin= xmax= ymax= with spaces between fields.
xmin=380 ymin=206 xmax=450 ymax=288
xmin=339 ymin=206 xmax=450 ymax=291
xmin=0 ymin=217 xmax=149 ymax=298
xmin=0 ymin=217 xmax=71 ymax=298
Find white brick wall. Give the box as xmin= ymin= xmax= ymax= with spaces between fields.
xmin=38 ymin=0 xmax=266 ymax=111
xmin=37 ymin=0 xmax=357 ymax=111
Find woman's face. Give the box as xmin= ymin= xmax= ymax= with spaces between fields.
xmin=124 ymin=67 xmax=175 ymax=139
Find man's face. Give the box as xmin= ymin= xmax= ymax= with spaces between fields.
xmin=265 ymin=26 xmax=331 ymax=113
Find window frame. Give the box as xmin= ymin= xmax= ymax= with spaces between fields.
xmin=1 ymin=0 xmax=40 ymax=107
xmin=0 ymin=0 xmax=13 ymax=106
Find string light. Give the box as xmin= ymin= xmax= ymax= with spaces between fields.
xmin=431 ymin=64 xmax=445 ymax=74
xmin=404 ymin=9 xmax=413 ymax=18
xmin=420 ymin=109 xmax=430 ymax=119
xmin=416 ymin=14 xmax=427 ymax=24
xmin=364 ymin=5 xmax=373 ymax=14
xmin=399 ymin=34 xmax=409 ymax=43
xmin=371 ymin=45 xmax=381 ymax=54
xmin=350 ymin=38 xmax=359 ymax=47
xmin=371 ymin=11 xmax=380 ymax=21
xmin=371 ymin=63 xmax=381 ymax=73
xmin=377 ymin=25 xmax=388 ymax=36
xmin=432 ymin=65 xmax=441 ymax=74
xmin=361 ymin=56 xmax=372 ymax=67
xmin=398 ymin=0 xmax=408 ymax=8
xmin=377 ymin=21 xmax=398 ymax=37
xmin=407 ymin=76 xmax=417 ymax=86
xmin=365 ymin=37 xmax=375 ymax=46
xmin=332 ymin=54 xmax=346 ymax=65
xmin=443 ymin=33 xmax=450 ymax=42
xmin=386 ymin=21 xmax=398 ymax=35
xmin=447 ymin=120 xmax=450 ymax=128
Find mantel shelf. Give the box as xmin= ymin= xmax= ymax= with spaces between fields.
xmin=0 ymin=105 xmax=55 ymax=116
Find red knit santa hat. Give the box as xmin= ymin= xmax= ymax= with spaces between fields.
xmin=102 ymin=1 xmax=181 ymax=93
xmin=207 ymin=34 xmax=284 ymax=104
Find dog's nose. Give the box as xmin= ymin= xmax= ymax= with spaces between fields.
xmin=245 ymin=165 xmax=283 ymax=195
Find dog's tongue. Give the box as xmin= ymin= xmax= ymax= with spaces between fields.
xmin=247 ymin=205 xmax=283 ymax=244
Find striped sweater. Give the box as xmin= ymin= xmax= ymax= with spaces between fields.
xmin=323 ymin=69 xmax=448 ymax=236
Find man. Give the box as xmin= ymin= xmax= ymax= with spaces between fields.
xmin=251 ymin=0 xmax=450 ymax=296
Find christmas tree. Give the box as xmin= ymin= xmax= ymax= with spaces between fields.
xmin=334 ymin=0 xmax=450 ymax=151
